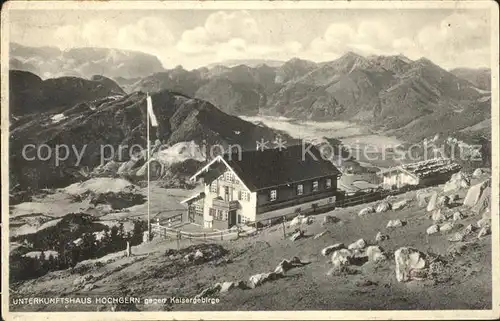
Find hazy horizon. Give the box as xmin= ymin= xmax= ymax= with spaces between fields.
xmin=9 ymin=9 xmax=492 ymax=70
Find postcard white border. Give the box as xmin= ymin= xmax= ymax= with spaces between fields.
xmin=1 ymin=1 xmax=499 ymax=320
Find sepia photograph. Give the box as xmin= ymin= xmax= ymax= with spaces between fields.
xmin=1 ymin=1 xmax=499 ymax=320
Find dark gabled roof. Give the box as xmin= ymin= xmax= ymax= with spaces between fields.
xmin=222 ymin=144 xmax=341 ymax=191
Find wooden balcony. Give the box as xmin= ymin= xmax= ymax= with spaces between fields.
xmin=212 ymin=198 xmax=239 ymax=211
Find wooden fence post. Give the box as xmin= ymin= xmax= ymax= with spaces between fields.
xmin=220 ymin=231 xmax=223 ymax=241
xmin=282 ymin=216 xmax=286 ymax=240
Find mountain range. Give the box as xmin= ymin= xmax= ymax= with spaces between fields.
xmin=8 ymin=44 xmax=492 ymax=191
xmin=9 ymin=79 xmax=292 ymax=190
xmin=10 ymin=42 xmax=165 ymax=79
xmin=118 ymin=52 xmax=491 ymax=141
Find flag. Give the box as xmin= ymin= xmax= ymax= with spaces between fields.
xmin=146 ymin=95 xmax=158 ymax=127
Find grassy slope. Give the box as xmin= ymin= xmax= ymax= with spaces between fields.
xmin=10 ymin=176 xmax=492 ymax=312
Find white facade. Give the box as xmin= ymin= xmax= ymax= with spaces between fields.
xmin=202 ymin=168 xmax=257 ymax=228
xmin=381 ymin=169 xmax=419 ymax=189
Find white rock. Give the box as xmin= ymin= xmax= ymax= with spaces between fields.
xmin=440 ymin=222 xmax=454 ymax=232
xmin=321 ymin=243 xmax=345 ymax=256
xmin=463 ymin=224 xmax=475 ymax=235
xmin=194 ymin=250 xmax=204 ymax=260
xmin=472 ymin=168 xmax=484 ymax=178
xmin=463 ymin=180 xmax=489 ymax=207
xmin=331 ymin=249 xmax=353 ymax=268
xmin=452 ymin=211 xmax=464 ymax=221
xmin=289 ymin=215 xmax=305 ymax=227
xmin=448 ymin=232 xmax=465 ymax=242
xmin=436 ymin=196 xmax=450 ymax=207
xmin=375 ymin=231 xmax=389 ymax=242
xmin=426 ymin=225 xmax=440 ymax=235
xmin=478 ymin=226 xmax=491 ymax=238
xmin=443 ymin=172 xmax=470 ymax=192
xmin=376 ymin=202 xmax=391 ymax=213
xmin=314 ymin=231 xmax=328 ymax=239
xmin=366 ymin=245 xmax=386 ymax=262
xmin=477 ymin=217 xmax=491 ymax=229
xmin=394 ymin=247 xmax=427 ymax=282
xmin=301 ymin=216 xmax=314 ymax=225
xmin=289 ymin=230 xmax=304 ymax=241
xmin=392 ymin=199 xmax=409 ymax=210
xmin=386 ymin=219 xmax=403 ymax=228
xmin=358 ymin=207 xmax=375 ymax=216
xmin=431 ymin=209 xmax=446 ymax=222
xmin=347 ymin=239 xmax=367 ymax=251
xmin=426 ymin=192 xmax=438 ymax=212
xmin=220 ymin=281 xmax=236 ymax=293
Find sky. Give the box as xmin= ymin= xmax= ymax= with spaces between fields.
xmin=8 ymin=8 xmax=492 ymax=70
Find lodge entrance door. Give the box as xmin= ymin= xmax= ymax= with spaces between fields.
xmin=228 ymin=210 xmax=237 ymax=228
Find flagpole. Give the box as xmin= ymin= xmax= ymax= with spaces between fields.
xmin=147 ymin=92 xmax=151 ymax=241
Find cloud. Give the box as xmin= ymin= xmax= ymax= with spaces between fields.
xmin=176 ymin=10 xmax=260 ymax=54
xmin=175 ymin=10 xmax=305 ymax=67
xmin=53 ymin=17 xmax=175 ymax=56
xmin=308 ymin=11 xmax=490 ymax=68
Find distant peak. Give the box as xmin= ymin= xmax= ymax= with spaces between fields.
xmin=340 ymin=51 xmax=364 ymax=60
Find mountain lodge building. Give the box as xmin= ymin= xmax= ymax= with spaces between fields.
xmin=181 ymin=144 xmax=342 ymax=229
xmin=378 ymin=157 xmax=461 ymax=189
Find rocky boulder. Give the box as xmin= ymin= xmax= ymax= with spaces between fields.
xmin=358 ymin=207 xmax=375 ymax=216
xmin=321 ymin=243 xmax=345 ymax=256
xmin=331 ymin=249 xmax=353 ymax=268
xmin=322 ymin=215 xmax=340 ymax=225
xmin=453 ymin=211 xmax=465 ymax=221
xmin=386 ymin=219 xmax=404 ymax=228
xmin=348 ymin=239 xmax=367 ymax=251
xmin=376 ymin=201 xmax=391 ymax=213
xmin=394 ymin=247 xmax=427 ymax=282
xmin=463 ymin=180 xmax=490 ymax=208
xmin=431 ymin=209 xmax=446 ymax=222
xmin=375 ymin=232 xmax=389 ymax=242
xmin=220 ymin=281 xmax=246 ymax=293
xmin=426 ymin=225 xmax=440 ymax=235
xmin=392 ymin=199 xmax=409 ymax=210
xmin=274 ymin=257 xmax=307 ymax=274
xmin=289 ymin=230 xmax=304 ymax=241
xmin=248 ymin=272 xmax=283 ymax=289
xmin=313 ymin=230 xmax=329 ymax=239
xmin=440 ymin=222 xmax=454 ymax=232
xmin=478 ymin=226 xmax=491 ymax=238
xmin=472 ymin=168 xmax=484 ymax=178
xmin=443 ymin=172 xmax=470 ymax=192
xmin=476 ymin=217 xmax=491 ymax=229
xmin=426 ymin=192 xmax=439 ymax=212
xmin=366 ymin=245 xmax=386 ymax=262
xmin=436 ymin=196 xmax=450 ymax=208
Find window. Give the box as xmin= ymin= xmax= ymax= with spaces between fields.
xmin=210 ymin=181 xmax=218 ymax=193
xmin=240 ymin=191 xmax=249 ymax=201
xmin=328 ymin=197 xmax=334 ymax=204
xmin=209 ymin=208 xmax=216 ymax=217
xmin=241 ymin=216 xmax=247 ymax=224
xmin=224 ymin=171 xmax=233 ymax=182
xmin=296 ymin=184 xmax=303 ymax=195
xmin=312 ymin=181 xmax=319 ymax=192
xmin=326 ymin=178 xmax=332 ymax=189
xmin=223 ymin=210 xmax=228 ymax=221
xmin=270 ymin=189 xmax=277 ymax=201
